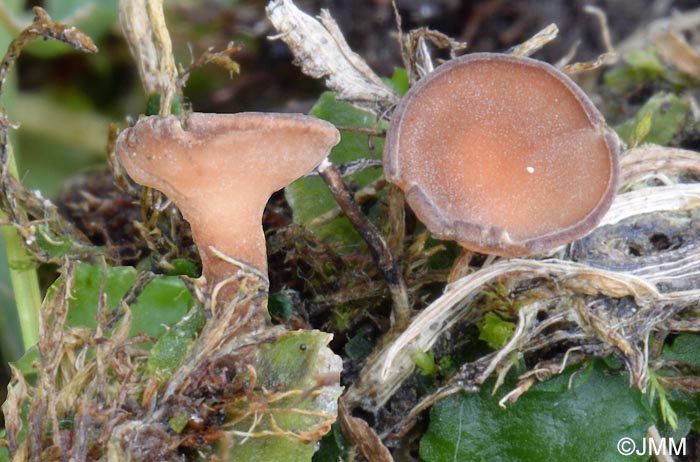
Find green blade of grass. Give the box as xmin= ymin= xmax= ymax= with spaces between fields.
xmin=0 ymin=0 xmax=46 ymax=353
xmin=0 ymin=141 xmax=41 ymax=351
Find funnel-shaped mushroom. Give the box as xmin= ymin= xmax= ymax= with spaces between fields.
xmin=385 ymin=53 xmax=619 ymax=256
xmin=116 ymin=112 xmax=340 ymax=289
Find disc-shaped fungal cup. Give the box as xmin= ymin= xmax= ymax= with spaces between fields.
xmin=116 ymin=113 xmax=340 ymax=289
xmin=384 ymin=53 xmax=620 ymax=256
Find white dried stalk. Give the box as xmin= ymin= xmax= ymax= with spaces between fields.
xmin=414 ymin=35 xmax=434 ymax=79
xmin=347 ymin=250 xmax=700 ymax=409
xmin=345 ymin=258 xmax=652 ymax=408
xmin=561 ymin=52 xmax=617 ymax=75
xmin=620 ymin=144 xmax=700 ymax=186
xmin=508 ymin=23 xmax=559 ymax=57
xmin=583 ymin=5 xmax=615 ymax=55
xmin=630 ymin=250 xmax=700 ymax=287
xmin=600 ymin=183 xmax=700 ymax=227
xmin=266 ymin=0 xmax=398 ymax=115
xmin=476 ymin=301 xmax=544 ymax=383
xmin=119 ymin=0 xmax=178 ymax=116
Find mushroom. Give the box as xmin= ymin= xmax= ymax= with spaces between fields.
xmin=115 ymin=112 xmax=340 ymax=293
xmin=384 ymin=53 xmax=619 ymax=256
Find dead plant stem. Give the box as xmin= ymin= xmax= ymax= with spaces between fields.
xmin=0 ymin=7 xmax=95 ymax=350
xmin=317 ymin=159 xmax=410 ymax=328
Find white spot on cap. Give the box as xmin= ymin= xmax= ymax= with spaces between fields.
xmin=526 ymin=166 xmax=535 ymax=174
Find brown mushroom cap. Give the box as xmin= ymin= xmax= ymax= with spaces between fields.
xmin=384 ymin=53 xmax=619 ymax=256
xmin=116 ymin=112 xmax=340 ymax=284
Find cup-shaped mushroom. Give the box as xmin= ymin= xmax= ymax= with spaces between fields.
xmin=384 ymin=53 xmax=619 ymax=256
xmin=116 ymin=112 xmax=340 ymax=287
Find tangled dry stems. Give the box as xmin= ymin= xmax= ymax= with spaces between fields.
xmin=2 ymin=257 xmax=339 ymax=461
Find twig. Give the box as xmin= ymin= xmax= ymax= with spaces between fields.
xmin=176 ymin=43 xmax=241 ymax=90
xmin=310 ymin=179 xmax=382 ymax=227
xmin=387 ymin=184 xmax=405 ymax=260
xmin=0 ymin=7 xmax=96 ymax=350
xmin=584 ymin=5 xmax=615 ymax=55
xmin=405 ymin=28 xmax=467 ymax=83
xmin=338 ymin=398 xmax=394 ymax=462
xmin=317 ymin=159 xmax=410 ymax=328
xmin=345 ymin=249 xmax=700 ymax=410
xmin=302 ymin=158 xmax=382 ymax=179
xmin=600 ymin=183 xmax=700 ymax=227
xmin=335 ymin=125 xmax=386 ymax=137
xmin=561 ymin=51 xmax=617 ymax=75
xmin=1 ymin=7 xmax=97 ymax=163
xmin=119 ymin=0 xmax=177 ymax=116
xmin=507 ymin=23 xmax=558 ymax=57
xmin=391 ymin=0 xmax=410 ymax=76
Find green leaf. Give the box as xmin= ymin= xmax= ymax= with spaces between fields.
xmin=59 ymin=263 xmax=134 ymax=329
xmin=660 ymin=334 xmax=700 ymax=434
xmin=420 ymin=361 xmax=656 ymax=462
xmin=383 ymin=68 xmax=409 ymax=95
xmin=345 ymin=333 xmax=373 ymax=360
xmin=34 ymin=224 xmax=102 ymax=258
xmin=50 ymin=263 xmax=193 ymax=338
xmin=648 ymin=370 xmax=678 ymax=430
xmin=9 ymin=345 xmax=39 ymax=386
xmin=604 ymin=67 xmax=639 ymax=93
xmin=285 ymin=92 xmax=384 ymax=251
xmin=604 ymin=48 xmax=665 ymax=92
xmin=227 ymin=330 xmax=342 ymax=462
xmin=667 ymin=389 xmax=700 ymax=434
xmin=312 ymin=424 xmax=350 ymax=462
xmin=533 ymin=361 xmax=594 ymax=393
xmin=268 ymin=291 xmax=294 ymax=321
xmin=146 ymin=305 xmax=204 ymax=380
xmin=164 ymin=258 xmax=200 ymax=278
xmin=255 ymin=331 xmax=334 ymax=390
xmin=168 ymin=413 xmax=190 ymax=434
xmin=625 ymin=49 xmax=666 ymax=76
xmin=0 ymin=234 xmax=24 ymax=362
xmin=630 ymin=111 xmax=653 ymax=147
xmin=663 ymin=334 xmax=700 ymax=367
xmin=131 ymin=275 xmax=194 ymax=338
xmin=615 ymin=93 xmax=688 ymax=146
xmin=411 ymin=348 xmax=438 ymax=376
xmin=478 ymin=312 xmax=515 ymax=349
xmin=286 ymin=67 xmax=406 ymax=250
